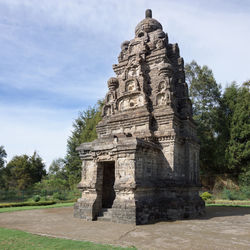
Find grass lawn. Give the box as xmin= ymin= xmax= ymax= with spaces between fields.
xmin=0 ymin=202 xmax=74 ymax=213
xmin=206 ymin=203 xmax=250 ymax=207
xmin=205 ymin=199 xmax=250 ymax=207
xmin=0 ymin=227 xmax=135 ymax=250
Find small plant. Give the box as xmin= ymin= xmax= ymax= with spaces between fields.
xmin=200 ymin=192 xmax=212 ymax=201
xmin=33 ymin=195 xmax=41 ymax=202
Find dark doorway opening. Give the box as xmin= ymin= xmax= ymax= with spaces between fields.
xmin=101 ymin=161 xmax=116 ymax=208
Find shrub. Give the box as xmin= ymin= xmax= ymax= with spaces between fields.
xmin=222 ymin=189 xmax=232 ymax=200
xmin=200 ymin=192 xmax=212 ymax=201
xmin=221 ymin=188 xmax=244 ymax=200
xmin=240 ymin=186 xmax=250 ymax=199
xmin=239 ymin=170 xmax=250 ymax=186
xmin=205 ymin=199 xmax=215 ymax=204
xmin=65 ymin=189 xmax=81 ymax=200
xmin=40 ymin=189 xmax=48 ymax=197
xmin=0 ymin=201 xmax=56 ymax=208
xmin=33 ymin=195 xmax=41 ymax=202
xmin=239 ymin=170 xmax=250 ymax=200
xmin=52 ymin=192 xmax=66 ymax=201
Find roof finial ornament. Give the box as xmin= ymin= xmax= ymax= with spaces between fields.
xmin=145 ymin=9 xmax=152 ymax=18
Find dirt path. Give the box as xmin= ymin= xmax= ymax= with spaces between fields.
xmin=0 ymin=206 xmax=250 ymax=249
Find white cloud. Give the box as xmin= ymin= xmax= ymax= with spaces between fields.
xmin=0 ymin=105 xmax=77 ymax=168
xmin=148 ymin=0 xmax=250 ymax=84
xmin=1 ymin=0 xmax=248 ymax=84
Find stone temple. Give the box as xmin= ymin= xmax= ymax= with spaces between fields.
xmin=74 ymin=9 xmax=205 ymax=224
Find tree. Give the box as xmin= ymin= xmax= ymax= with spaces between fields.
xmin=0 ymin=146 xmax=7 ymax=169
xmin=214 ymin=83 xmax=239 ymax=173
xmin=185 ymin=60 xmax=221 ymax=117
xmin=214 ymin=81 xmax=250 ymax=178
xmin=3 ymin=152 xmax=46 ymax=190
xmin=49 ymin=158 xmax=67 ymax=178
xmin=0 ymin=146 xmax=7 ymax=189
xmin=226 ymin=81 xmax=250 ymax=174
xmin=65 ymin=101 xmax=103 ymax=188
xmin=34 ymin=158 xmax=68 ymax=192
xmin=185 ymin=60 xmax=222 ymax=173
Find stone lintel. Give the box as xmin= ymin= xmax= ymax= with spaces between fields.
xmin=77 ymin=137 xmax=161 ymax=161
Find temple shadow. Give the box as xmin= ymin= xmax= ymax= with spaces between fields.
xmin=197 ymin=206 xmax=250 ymax=220
xmin=141 ymin=206 xmax=250 ymax=225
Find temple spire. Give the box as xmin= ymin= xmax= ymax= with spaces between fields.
xmin=145 ymin=9 xmax=152 ymax=18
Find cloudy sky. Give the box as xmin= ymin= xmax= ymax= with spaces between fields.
xmin=0 ymin=0 xmax=249 ymax=168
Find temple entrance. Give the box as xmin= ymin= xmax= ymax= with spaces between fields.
xmin=101 ymin=161 xmax=116 ymax=208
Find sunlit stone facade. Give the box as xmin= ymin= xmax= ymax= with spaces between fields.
xmin=74 ymin=9 xmax=205 ymax=224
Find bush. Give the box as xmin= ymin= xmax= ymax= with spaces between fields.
xmin=222 ymin=189 xmax=235 ymax=200
xmin=205 ymin=199 xmax=215 ymax=204
xmin=239 ymin=170 xmax=250 ymax=186
xmin=52 ymin=192 xmax=66 ymax=201
xmin=33 ymin=195 xmax=41 ymax=202
xmin=65 ymin=189 xmax=81 ymax=200
xmin=240 ymin=186 xmax=250 ymax=199
xmin=200 ymin=192 xmax=212 ymax=201
xmin=0 ymin=201 xmax=56 ymax=208
xmin=40 ymin=189 xmax=48 ymax=197
xmin=221 ymin=188 xmax=247 ymax=200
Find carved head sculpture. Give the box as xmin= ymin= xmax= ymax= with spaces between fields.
xmin=121 ymin=40 xmax=130 ymax=51
xmin=108 ymin=77 xmax=119 ymax=91
xmin=156 ymin=30 xmax=165 ymax=39
xmin=159 ymin=62 xmax=173 ymax=77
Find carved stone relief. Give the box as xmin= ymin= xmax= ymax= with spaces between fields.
xmin=119 ymin=94 xmax=144 ymax=111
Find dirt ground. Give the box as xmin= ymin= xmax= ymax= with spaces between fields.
xmin=0 ymin=206 xmax=250 ymax=250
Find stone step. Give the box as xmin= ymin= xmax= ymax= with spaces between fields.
xmin=97 ymin=208 xmax=112 ymax=221
xmin=99 ymin=208 xmax=108 ymax=215
xmin=103 ymin=210 xmax=112 ymax=217
xmin=97 ymin=216 xmax=112 ymax=222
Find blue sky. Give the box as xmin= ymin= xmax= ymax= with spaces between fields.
xmin=0 ymin=0 xmax=249 ymax=168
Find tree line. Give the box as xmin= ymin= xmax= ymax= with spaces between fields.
xmin=0 ymin=61 xmax=249 ymax=192
xmin=0 ymin=104 xmax=102 ymax=192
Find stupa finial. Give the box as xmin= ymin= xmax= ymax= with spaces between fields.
xmin=145 ymin=9 xmax=152 ymax=18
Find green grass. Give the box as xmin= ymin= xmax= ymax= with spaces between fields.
xmin=206 ymin=203 xmax=250 ymax=207
xmin=0 ymin=202 xmax=74 ymax=213
xmin=205 ymin=199 xmax=250 ymax=207
xmin=212 ymin=199 xmax=250 ymax=204
xmin=0 ymin=227 xmax=135 ymax=250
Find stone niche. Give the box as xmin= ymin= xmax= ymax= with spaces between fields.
xmin=74 ymin=9 xmax=205 ymax=224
